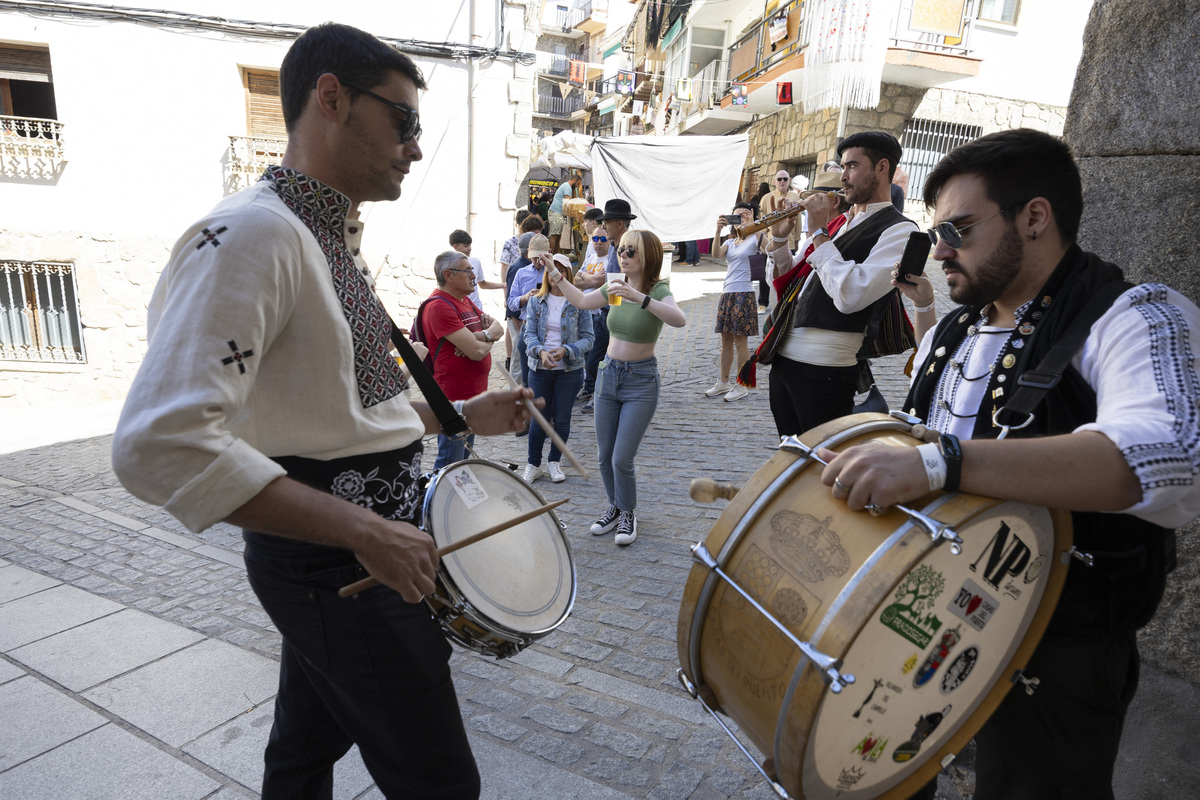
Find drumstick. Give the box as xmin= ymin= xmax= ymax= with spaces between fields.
xmin=337 ymin=497 xmax=570 ymax=598
xmin=493 ymin=364 xmax=591 ymax=479
xmin=690 ymin=478 xmax=741 ymax=503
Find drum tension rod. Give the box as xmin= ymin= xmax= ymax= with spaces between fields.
xmin=778 ymin=436 xmax=965 ymax=555
xmin=690 ymin=541 xmax=856 ymax=694
xmin=676 ymin=669 xmax=791 ymax=799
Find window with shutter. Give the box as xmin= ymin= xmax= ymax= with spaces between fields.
xmin=244 ymin=68 xmax=287 ymax=139
xmin=1 ymin=43 xmax=58 ymax=124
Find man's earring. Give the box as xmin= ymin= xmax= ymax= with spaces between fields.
xmin=1031 ymin=230 xmax=1037 ymax=241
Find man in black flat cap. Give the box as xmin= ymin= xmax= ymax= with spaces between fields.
xmin=762 ymin=130 xmax=918 ymax=435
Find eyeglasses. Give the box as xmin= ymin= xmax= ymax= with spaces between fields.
xmin=592 ymin=235 xmax=608 ymax=243
xmin=444 ymin=267 xmax=474 ymax=275
xmin=775 ymin=177 xmax=790 ymax=182
xmin=927 ymin=202 xmax=1028 ymax=249
xmin=616 ymin=246 xmax=639 ymax=258
xmin=339 ymin=80 xmax=422 ymax=143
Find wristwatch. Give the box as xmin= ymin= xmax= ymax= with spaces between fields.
xmin=483 ymin=330 xmax=493 ymax=343
xmin=813 ymin=227 xmax=829 ymax=239
xmin=938 ymin=433 xmax=963 ymax=492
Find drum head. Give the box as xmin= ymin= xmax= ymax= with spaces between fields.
xmin=426 ymin=460 xmax=574 ymax=636
xmin=802 ymin=500 xmax=1062 ymax=799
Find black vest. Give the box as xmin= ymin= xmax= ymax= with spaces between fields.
xmin=792 ymin=206 xmax=910 ymax=332
xmin=905 ymin=246 xmax=1174 ymax=639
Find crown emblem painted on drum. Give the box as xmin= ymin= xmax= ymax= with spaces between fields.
xmin=769 ymin=511 xmax=851 ymax=582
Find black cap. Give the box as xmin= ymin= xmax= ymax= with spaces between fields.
xmin=837 ymin=131 xmax=902 ymax=167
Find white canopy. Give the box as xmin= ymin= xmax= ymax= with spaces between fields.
xmin=531 ymin=131 xmax=594 ymax=171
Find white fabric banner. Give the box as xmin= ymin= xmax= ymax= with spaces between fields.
xmin=801 ymin=0 xmax=891 ymax=113
xmin=590 ymin=135 xmax=749 ymax=242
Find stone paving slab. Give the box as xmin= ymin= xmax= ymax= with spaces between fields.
xmin=0 ymin=674 xmax=107 ymax=771
xmin=0 ymin=584 xmax=123 ymax=651
xmin=82 ymin=638 xmax=278 ymax=749
xmin=0 ymin=562 xmax=60 ymax=603
xmin=0 ymin=722 xmax=220 ymax=800
xmin=9 ymin=607 xmax=205 ymax=692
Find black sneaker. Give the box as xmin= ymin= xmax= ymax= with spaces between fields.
xmin=590 ymin=505 xmax=620 ymax=535
xmin=615 ymin=511 xmax=637 ymax=546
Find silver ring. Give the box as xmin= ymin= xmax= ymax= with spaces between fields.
xmin=834 ymin=477 xmax=848 ymax=492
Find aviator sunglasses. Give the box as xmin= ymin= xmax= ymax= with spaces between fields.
xmin=339 ymin=80 xmax=422 ymax=143
xmin=616 ymin=246 xmax=640 ymax=258
xmin=927 ymin=201 xmax=1028 ymax=249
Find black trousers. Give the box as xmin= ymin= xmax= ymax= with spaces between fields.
xmin=583 ymin=308 xmax=610 ymax=394
xmin=767 ymin=355 xmax=859 ymax=437
xmin=245 ymin=445 xmax=480 ymax=800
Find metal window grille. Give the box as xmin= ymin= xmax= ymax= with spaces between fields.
xmin=0 ymin=260 xmax=85 ymax=363
xmin=899 ymin=118 xmax=984 ymax=202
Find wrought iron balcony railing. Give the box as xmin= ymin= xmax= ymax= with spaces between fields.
xmin=226 ymin=134 xmax=287 ymax=193
xmin=0 ymin=116 xmax=67 ymax=180
xmin=536 ymin=94 xmax=585 ymax=117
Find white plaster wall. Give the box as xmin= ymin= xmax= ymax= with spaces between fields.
xmin=949 ymin=0 xmax=1094 ymax=107
xmin=0 ymin=0 xmax=538 ymax=415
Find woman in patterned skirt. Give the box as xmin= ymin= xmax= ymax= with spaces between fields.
xmin=705 ymin=202 xmax=761 ymax=402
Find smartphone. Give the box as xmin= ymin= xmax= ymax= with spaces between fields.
xmin=722 ymin=214 xmax=743 ymax=225
xmin=897 ymin=231 xmax=932 ymax=285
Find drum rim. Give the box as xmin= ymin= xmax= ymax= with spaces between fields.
xmin=423 ymin=458 xmax=577 ymax=639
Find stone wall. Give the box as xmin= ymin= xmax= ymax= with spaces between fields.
xmin=1065 ymin=0 xmax=1200 ymax=686
xmin=743 ymin=84 xmax=1067 ymax=220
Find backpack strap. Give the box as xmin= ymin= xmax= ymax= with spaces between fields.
xmin=387 ymin=302 xmax=469 ymax=438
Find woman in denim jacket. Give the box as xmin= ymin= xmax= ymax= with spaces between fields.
xmin=522 ymin=255 xmax=595 ymax=484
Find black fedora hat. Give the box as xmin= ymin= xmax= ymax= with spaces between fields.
xmin=600 ymin=199 xmax=637 ymax=221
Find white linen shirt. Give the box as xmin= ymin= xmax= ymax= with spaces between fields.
xmin=911 ymin=283 xmax=1200 ymax=528
xmin=112 ymin=171 xmax=425 ymax=533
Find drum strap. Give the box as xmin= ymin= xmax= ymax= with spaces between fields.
xmin=386 ymin=313 xmax=470 ymax=438
xmin=992 ymin=279 xmax=1131 ymax=436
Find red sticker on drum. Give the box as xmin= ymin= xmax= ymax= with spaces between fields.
xmin=947 ymin=579 xmax=998 ymax=631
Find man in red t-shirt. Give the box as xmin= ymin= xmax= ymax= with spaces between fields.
xmin=426 ymin=250 xmax=505 ymax=469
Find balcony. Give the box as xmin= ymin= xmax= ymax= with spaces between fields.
xmin=663 ymin=59 xmax=751 ymax=136
xmin=535 ymin=94 xmax=585 ymax=118
xmin=573 ymin=0 xmax=608 ymax=36
xmin=226 ymin=134 xmax=287 ymax=194
xmin=1 ymin=116 xmax=67 ymax=181
xmin=539 ymin=52 xmax=584 ymax=77
xmin=548 ymin=5 xmax=587 ymax=38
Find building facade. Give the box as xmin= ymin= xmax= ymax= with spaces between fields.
xmin=0 ymin=0 xmax=544 ymax=416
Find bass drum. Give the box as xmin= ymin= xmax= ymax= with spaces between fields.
xmin=677 ymin=413 xmax=1072 ymax=799
xmin=423 ymin=459 xmax=575 ymax=659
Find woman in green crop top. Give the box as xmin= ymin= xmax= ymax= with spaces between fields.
xmin=543 ymin=230 xmax=686 ymax=545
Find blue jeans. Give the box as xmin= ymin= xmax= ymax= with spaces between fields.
xmin=583 ymin=309 xmax=609 ymax=394
xmin=594 ymin=356 xmax=660 ymax=511
xmin=526 ymin=368 xmax=584 ymax=466
xmin=517 ymin=325 xmax=530 ymax=388
xmin=434 ymin=432 xmax=474 ymax=471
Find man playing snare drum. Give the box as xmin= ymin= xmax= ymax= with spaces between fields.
xmin=112 ymin=23 xmax=535 ymax=799
xmin=822 ymin=129 xmax=1200 ymax=800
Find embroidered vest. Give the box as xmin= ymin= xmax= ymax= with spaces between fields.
xmin=905 ymin=246 xmax=1173 ymax=639
xmin=792 ymin=206 xmax=910 ymax=332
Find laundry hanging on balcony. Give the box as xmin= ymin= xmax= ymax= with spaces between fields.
xmin=801 ymin=0 xmax=890 ymax=113
xmin=768 ymin=11 xmax=790 ymax=47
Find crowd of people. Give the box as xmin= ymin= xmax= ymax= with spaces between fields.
xmin=108 ymin=20 xmax=1199 ymax=800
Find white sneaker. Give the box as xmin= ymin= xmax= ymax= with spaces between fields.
xmin=547 ymin=462 xmax=566 ymax=483
xmin=615 ymin=511 xmax=638 ymax=546
xmin=724 ymin=385 xmax=750 ymax=402
xmin=704 ymin=381 xmax=731 ymax=397
xmin=522 ymin=463 xmax=546 ymax=483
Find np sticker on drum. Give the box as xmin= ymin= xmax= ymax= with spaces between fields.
xmin=446 ymin=465 xmax=489 ymax=509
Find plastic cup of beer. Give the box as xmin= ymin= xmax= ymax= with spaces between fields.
xmin=608 ymin=274 xmax=624 ymax=306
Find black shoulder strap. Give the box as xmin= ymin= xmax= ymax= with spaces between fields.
xmin=387 ymin=308 xmax=469 ymax=438
xmin=994 ymin=280 xmax=1132 ymax=434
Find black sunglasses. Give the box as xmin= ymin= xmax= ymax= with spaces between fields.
xmin=927 ymin=202 xmax=1028 ymax=249
xmin=616 ymin=246 xmax=639 ymax=258
xmin=340 ymin=80 xmax=422 ymax=143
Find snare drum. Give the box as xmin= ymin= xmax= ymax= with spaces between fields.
xmin=677 ymin=413 xmax=1072 ymax=799
xmin=423 ymin=459 xmax=575 ymax=659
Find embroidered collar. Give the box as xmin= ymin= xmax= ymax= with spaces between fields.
xmin=260 ymin=166 xmax=352 ymax=232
